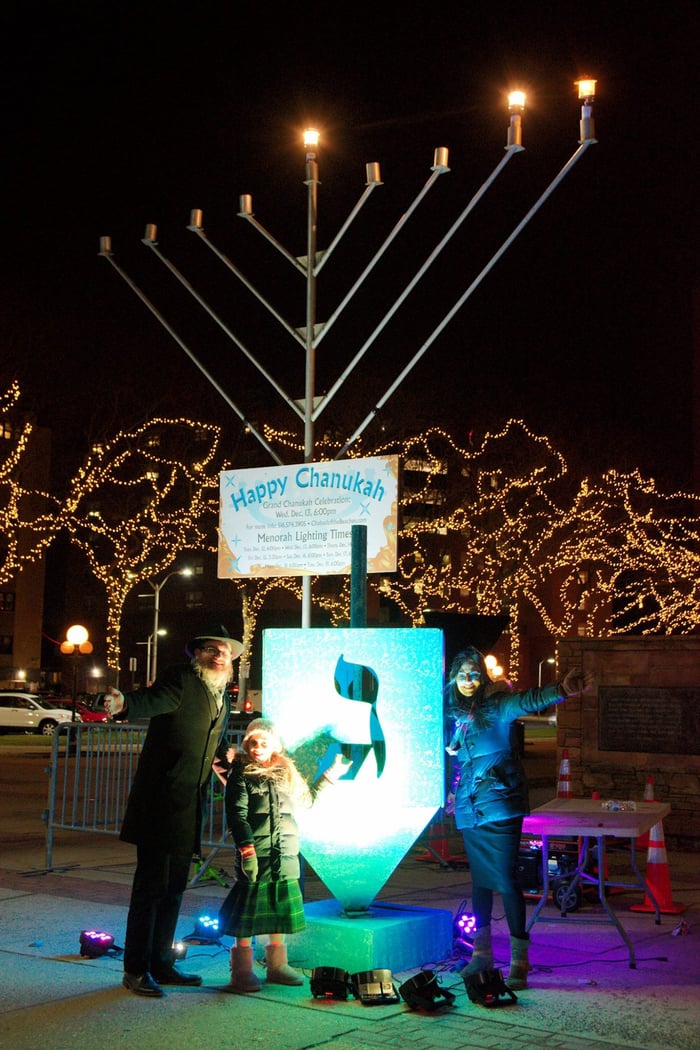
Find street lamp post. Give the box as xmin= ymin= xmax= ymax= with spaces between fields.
xmin=136 ymin=629 xmax=167 ymax=686
xmin=143 ymin=569 xmax=192 ymax=683
xmin=538 ymin=656 xmax=555 ymax=688
xmin=60 ymin=624 xmax=93 ymax=721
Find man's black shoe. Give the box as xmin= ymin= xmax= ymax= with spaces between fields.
xmin=151 ymin=966 xmax=202 ymax=987
xmin=122 ymin=971 xmax=164 ymax=997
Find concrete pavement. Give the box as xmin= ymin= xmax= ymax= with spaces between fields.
xmin=1 ymin=739 xmax=698 ymax=1049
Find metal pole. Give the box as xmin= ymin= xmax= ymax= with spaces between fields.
xmin=302 ymin=148 xmax=319 ymax=627
xmin=350 ymin=525 xmax=368 ymax=628
xmin=71 ymin=655 xmax=79 ymax=721
xmin=149 ymin=568 xmax=191 ymax=681
xmin=151 ymin=588 xmax=160 ymax=683
xmin=336 ymin=140 xmax=596 ymax=457
xmin=316 ymin=148 xmax=512 ymax=418
xmin=146 ymin=636 xmax=153 ymax=685
xmin=98 ymin=242 xmax=284 ymax=465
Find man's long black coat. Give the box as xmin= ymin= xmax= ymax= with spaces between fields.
xmin=119 ymin=663 xmax=228 ymax=853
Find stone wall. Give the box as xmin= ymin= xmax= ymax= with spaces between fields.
xmin=556 ymin=636 xmax=700 ymax=851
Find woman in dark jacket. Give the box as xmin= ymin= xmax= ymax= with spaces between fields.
xmin=445 ymin=647 xmax=593 ymax=989
xmin=219 ymin=718 xmax=347 ymax=993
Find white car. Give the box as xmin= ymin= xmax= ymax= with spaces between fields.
xmin=0 ymin=692 xmax=81 ymax=736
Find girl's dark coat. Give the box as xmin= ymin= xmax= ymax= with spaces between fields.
xmin=224 ymin=754 xmax=306 ymax=881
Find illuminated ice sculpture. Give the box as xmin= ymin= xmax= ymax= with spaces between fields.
xmin=262 ymin=627 xmax=444 ymax=911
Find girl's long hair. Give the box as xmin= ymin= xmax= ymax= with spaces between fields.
xmin=239 ymin=747 xmax=312 ymax=807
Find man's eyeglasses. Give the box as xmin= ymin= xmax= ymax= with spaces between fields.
xmin=200 ymin=646 xmax=231 ymax=657
xmin=456 ymin=671 xmax=481 ymax=683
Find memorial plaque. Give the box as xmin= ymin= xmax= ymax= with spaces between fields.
xmin=598 ymin=687 xmax=700 ymax=755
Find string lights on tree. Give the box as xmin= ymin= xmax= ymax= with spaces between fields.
xmin=0 ymin=381 xmax=64 ymax=584
xmin=3 ymin=383 xmax=699 ymax=684
xmin=363 ymin=422 xmax=700 ymax=677
xmin=224 ymin=417 xmax=700 ymax=680
xmin=61 ymin=415 xmax=223 ymax=675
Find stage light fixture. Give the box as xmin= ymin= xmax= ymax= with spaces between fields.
xmin=309 ymin=966 xmax=352 ymax=1000
xmin=79 ymin=929 xmax=121 ymax=958
xmin=398 ymin=970 xmax=456 ymax=1011
xmin=350 ymin=969 xmax=400 ymax=1005
xmin=463 ymin=968 xmax=518 ymax=1007
xmin=453 ymin=905 xmax=477 ymax=949
xmin=183 ymin=914 xmax=222 ymax=945
xmin=172 ymin=940 xmax=187 ymax=960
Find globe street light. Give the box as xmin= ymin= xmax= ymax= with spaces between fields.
xmin=60 ymin=624 xmax=93 ymax=721
xmin=144 ymin=568 xmax=192 ymax=682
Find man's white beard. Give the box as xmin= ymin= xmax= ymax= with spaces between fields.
xmin=194 ymin=662 xmax=231 ymax=693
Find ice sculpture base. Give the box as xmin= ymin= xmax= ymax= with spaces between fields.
xmin=289 ymin=898 xmax=453 ymax=974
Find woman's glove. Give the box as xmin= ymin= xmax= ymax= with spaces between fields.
xmin=239 ymin=845 xmax=258 ymax=882
xmin=560 ymin=669 xmax=595 ymax=697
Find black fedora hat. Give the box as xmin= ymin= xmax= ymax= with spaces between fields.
xmin=187 ymin=624 xmax=243 ymax=660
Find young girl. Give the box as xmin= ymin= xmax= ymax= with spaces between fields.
xmin=218 ymin=718 xmax=347 ymax=993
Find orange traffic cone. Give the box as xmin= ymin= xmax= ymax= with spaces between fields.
xmin=635 ymin=775 xmax=655 ymax=851
xmin=429 ymin=818 xmax=451 ymax=861
xmin=557 ymin=749 xmax=572 ymax=798
xmin=416 ymin=817 xmax=465 ymax=865
xmin=630 ymin=819 xmax=687 ymax=914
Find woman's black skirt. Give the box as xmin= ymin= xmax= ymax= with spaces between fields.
xmin=461 ymin=816 xmax=524 ymax=892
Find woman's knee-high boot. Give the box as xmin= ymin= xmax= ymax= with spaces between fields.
xmin=507 ymin=935 xmax=530 ymax=990
xmin=459 ymin=925 xmax=493 ymax=977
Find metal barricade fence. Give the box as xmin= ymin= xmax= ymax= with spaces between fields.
xmin=45 ymin=722 xmax=245 ymax=881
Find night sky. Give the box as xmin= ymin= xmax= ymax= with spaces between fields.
xmin=4 ymin=2 xmax=698 ymax=492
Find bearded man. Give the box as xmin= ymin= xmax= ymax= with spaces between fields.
xmin=104 ymin=624 xmax=243 ymax=996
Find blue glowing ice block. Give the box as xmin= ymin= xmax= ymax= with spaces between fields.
xmin=262 ymin=627 xmax=445 ymax=910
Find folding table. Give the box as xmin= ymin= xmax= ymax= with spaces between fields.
xmin=522 ymin=797 xmax=670 ymax=967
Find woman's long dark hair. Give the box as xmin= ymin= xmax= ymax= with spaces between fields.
xmin=445 ymin=646 xmax=494 ymax=730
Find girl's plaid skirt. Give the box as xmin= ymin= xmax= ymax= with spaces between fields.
xmin=219 ymin=877 xmax=306 ymax=938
